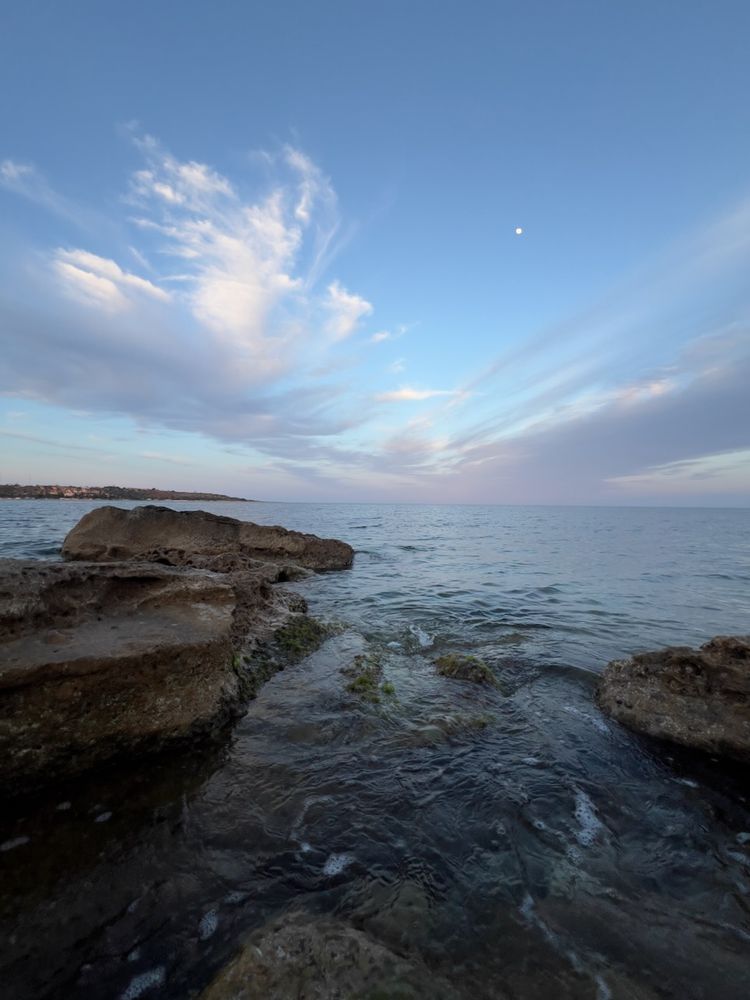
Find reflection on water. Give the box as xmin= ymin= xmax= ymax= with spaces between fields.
xmin=1 ymin=501 xmax=749 ymax=998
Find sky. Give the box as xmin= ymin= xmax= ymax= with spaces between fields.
xmin=1 ymin=0 xmax=749 ymax=505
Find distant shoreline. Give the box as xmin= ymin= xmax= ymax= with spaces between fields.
xmin=0 ymin=485 xmax=252 ymax=502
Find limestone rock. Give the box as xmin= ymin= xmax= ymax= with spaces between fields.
xmin=596 ymin=635 xmax=750 ymax=760
xmin=0 ymin=559 xmax=244 ymax=790
xmin=199 ymin=912 xmax=460 ymax=1000
xmin=61 ymin=505 xmax=354 ymax=572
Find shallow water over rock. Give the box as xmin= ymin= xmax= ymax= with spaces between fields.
xmin=1 ymin=501 xmax=749 ymax=998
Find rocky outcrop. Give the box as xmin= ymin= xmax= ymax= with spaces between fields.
xmin=0 ymin=558 xmax=315 ymax=791
xmin=199 ymin=912 xmax=460 ymax=1000
xmin=597 ymin=635 xmax=750 ymax=761
xmin=61 ymin=505 xmax=354 ymax=572
xmin=0 ymin=560 xmax=239 ymax=790
xmin=1 ymin=507 xmax=353 ymax=792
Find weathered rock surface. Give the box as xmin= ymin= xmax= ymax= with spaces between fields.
xmin=0 ymin=559 xmax=246 ymax=790
xmin=199 ymin=912 xmax=460 ymax=1000
xmin=597 ymin=635 xmax=750 ymax=760
xmin=62 ymin=504 xmax=354 ymax=572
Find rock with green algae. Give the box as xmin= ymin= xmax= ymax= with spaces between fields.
xmin=273 ymin=614 xmax=331 ymax=662
xmin=342 ymin=653 xmax=395 ymax=703
xmin=233 ymin=614 xmax=333 ymax=702
xmin=198 ymin=912 xmax=460 ymax=1000
xmin=434 ymin=653 xmax=497 ymax=686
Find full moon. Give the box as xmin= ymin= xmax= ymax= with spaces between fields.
xmin=515 ymin=227 xmax=523 ymax=235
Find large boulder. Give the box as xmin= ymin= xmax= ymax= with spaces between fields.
xmin=199 ymin=912 xmax=459 ymax=1000
xmin=0 ymin=559 xmax=244 ymax=790
xmin=596 ymin=635 xmax=750 ymax=761
xmin=61 ymin=505 xmax=354 ymax=572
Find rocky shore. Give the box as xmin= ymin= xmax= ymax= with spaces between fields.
xmin=0 ymin=505 xmax=353 ymax=794
xmin=1 ymin=505 xmax=748 ymax=1000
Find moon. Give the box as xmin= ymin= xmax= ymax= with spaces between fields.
xmin=515 ymin=227 xmax=524 ymax=236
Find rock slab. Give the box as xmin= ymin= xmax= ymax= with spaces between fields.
xmin=0 ymin=559 xmax=241 ymax=790
xmin=62 ymin=505 xmax=354 ymax=572
xmin=597 ymin=635 xmax=750 ymax=761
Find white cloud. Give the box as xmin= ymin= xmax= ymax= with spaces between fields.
xmin=54 ymin=260 xmax=127 ymax=311
xmin=388 ymin=357 xmax=406 ymax=374
xmin=130 ymin=135 xmax=234 ymax=209
xmin=53 ymin=249 xmax=170 ymax=311
xmin=325 ymin=280 xmax=373 ymax=340
xmin=371 ymin=330 xmax=391 ymax=343
xmin=124 ymin=137 xmax=359 ymax=370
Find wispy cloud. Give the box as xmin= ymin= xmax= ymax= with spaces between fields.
xmin=376 ymin=386 xmax=458 ymax=402
xmin=53 ymin=248 xmax=170 ymax=311
xmin=139 ymin=450 xmax=194 ymax=466
xmin=0 ymin=159 xmax=95 ymax=229
xmin=325 ymin=280 xmax=373 ymax=340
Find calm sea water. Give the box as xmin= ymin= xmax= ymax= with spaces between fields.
xmin=1 ymin=500 xmax=750 ymax=1000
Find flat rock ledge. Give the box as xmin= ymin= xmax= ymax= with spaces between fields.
xmin=1 ymin=508 xmax=353 ymax=793
xmin=597 ymin=635 xmax=750 ymax=761
xmin=61 ymin=504 xmax=354 ymax=572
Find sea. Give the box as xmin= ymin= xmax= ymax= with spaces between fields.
xmin=1 ymin=500 xmax=749 ymax=999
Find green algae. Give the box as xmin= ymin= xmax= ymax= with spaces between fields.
xmin=434 ymin=653 xmax=498 ymax=686
xmin=232 ymin=614 xmax=331 ymax=703
xmin=273 ymin=615 xmax=330 ymax=662
xmin=342 ymin=652 xmax=395 ymax=703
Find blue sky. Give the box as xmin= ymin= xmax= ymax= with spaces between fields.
xmin=1 ymin=0 xmax=749 ymax=504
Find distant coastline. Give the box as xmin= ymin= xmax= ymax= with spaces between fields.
xmin=0 ymin=484 xmax=252 ymax=502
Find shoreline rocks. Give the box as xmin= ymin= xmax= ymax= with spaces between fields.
xmin=597 ymin=635 xmax=750 ymax=761
xmin=61 ymin=504 xmax=354 ymax=572
xmin=1 ymin=507 xmax=354 ymax=793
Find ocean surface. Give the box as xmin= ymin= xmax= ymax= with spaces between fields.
xmin=1 ymin=500 xmax=750 ymax=999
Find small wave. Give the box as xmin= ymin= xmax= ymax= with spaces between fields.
xmin=408 ymin=624 xmax=434 ymax=648
xmin=198 ymin=909 xmax=218 ymax=940
xmin=323 ymin=853 xmax=352 ymax=876
xmin=574 ymin=789 xmax=603 ymax=847
xmin=120 ymin=968 xmax=165 ymax=1000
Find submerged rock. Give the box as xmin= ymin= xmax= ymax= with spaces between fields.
xmin=434 ymin=653 xmax=497 ymax=686
xmin=199 ymin=912 xmax=459 ymax=1000
xmin=597 ymin=635 xmax=750 ymax=761
xmin=61 ymin=504 xmax=354 ymax=572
